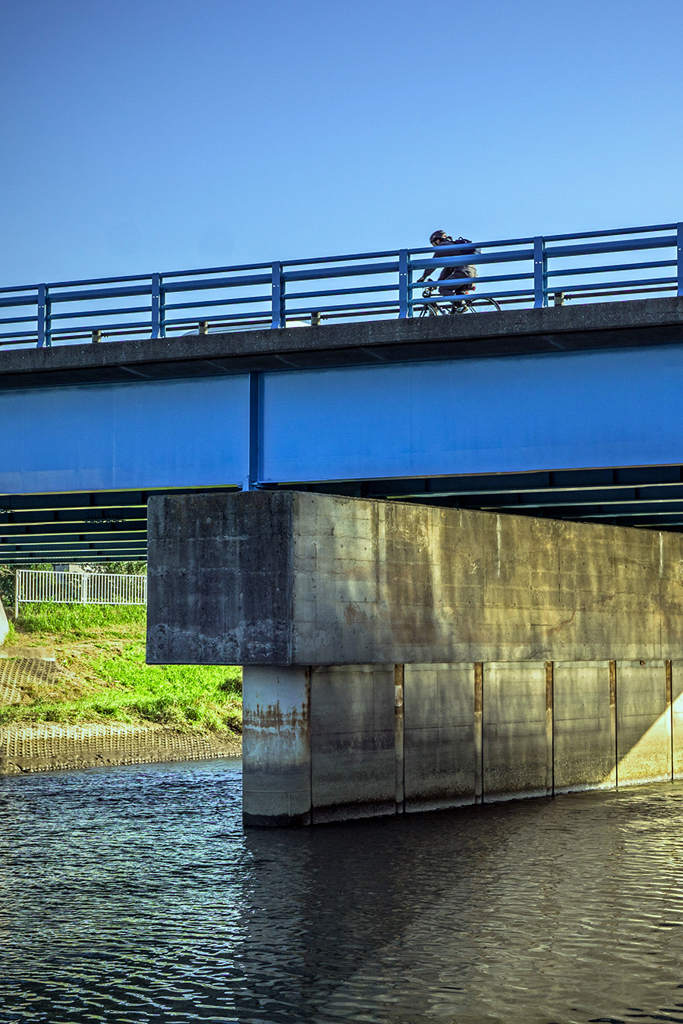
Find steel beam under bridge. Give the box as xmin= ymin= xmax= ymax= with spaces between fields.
xmin=2 ymin=298 xmax=683 ymax=562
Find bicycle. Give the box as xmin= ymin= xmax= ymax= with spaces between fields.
xmin=418 ymin=282 xmax=501 ymax=316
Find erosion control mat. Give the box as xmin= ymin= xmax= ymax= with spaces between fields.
xmin=0 ymin=720 xmax=240 ymax=773
xmin=0 ymin=657 xmax=56 ymax=706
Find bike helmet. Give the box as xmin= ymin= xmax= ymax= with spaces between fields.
xmin=430 ymin=230 xmax=451 ymax=245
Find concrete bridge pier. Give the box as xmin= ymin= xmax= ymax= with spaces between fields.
xmin=147 ymin=490 xmax=683 ymax=826
xmin=242 ymin=659 xmax=683 ymax=826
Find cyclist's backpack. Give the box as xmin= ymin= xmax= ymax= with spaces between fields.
xmin=454 ymin=236 xmax=480 ymax=255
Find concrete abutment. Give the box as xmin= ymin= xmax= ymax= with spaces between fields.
xmin=147 ymin=491 xmax=683 ymax=825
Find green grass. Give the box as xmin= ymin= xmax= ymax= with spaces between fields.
xmin=0 ymin=602 xmax=242 ymax=735
xmin=19 ymin=602 xmax=147 ymax=636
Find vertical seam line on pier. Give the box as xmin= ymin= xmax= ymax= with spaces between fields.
xmin=307 ymin=666 xmax=313 ymax=826
xmin=474 ymin=662 xmax=484 ymax=805
xmin=394 ymin=664 xmax=405 ymax=814
xmin=546 ymin=661 xmax=554 ymax=797
xmin=610 ymin=660 xmax=618 ymax=790
xmin=666 ymin=660 xmax=673 ymax=781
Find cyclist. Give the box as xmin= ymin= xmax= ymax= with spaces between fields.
xmin=417 ymin=230 xmax=479 ymax=298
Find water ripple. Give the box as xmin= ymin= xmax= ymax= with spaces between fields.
xmin=3 ymin=763 xmax=683 ymax=1022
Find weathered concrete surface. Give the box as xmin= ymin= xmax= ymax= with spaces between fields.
xmin=483 ymin=662 xmax=549 ymax=801
xmin=242 ymin=666 xmax=311 ymax=827
xmin=403 ymin=663 xmax=476 ymax=811
xmin=2 ymin=297 xmax=683 ymax=392
xmin=616 ymin=661 xmax=671 ymax=785
xmin=310 ymin=665 xmax=396 ymax=823
xmin=553 ymin=661 xmax=615 ymax=792
xmin=674 ymin=667 xmax=683 ymax=780
xmin=241 ymin=658 xmax=683 ymax=825
xmin=148 ymin=490 xmax=683 ymax=666
xmin=148 ymin=492 xmax=294 ymax=665
xmin=147 ymin=488 xmax=683 ymax=824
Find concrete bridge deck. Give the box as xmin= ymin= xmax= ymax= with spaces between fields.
xmin=2 ymin=297 xmax=683 ymax=388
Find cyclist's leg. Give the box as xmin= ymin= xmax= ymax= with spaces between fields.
xmin=445 ymin=267 xmax=478 ymax=311
xmin=439 ymin=282 xmax=467 ymax=312
xmin=450 ymin=267 xmax=477 ymax=292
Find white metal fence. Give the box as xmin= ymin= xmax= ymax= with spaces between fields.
xmin=16 ymin=570 xmax=147 ymax=608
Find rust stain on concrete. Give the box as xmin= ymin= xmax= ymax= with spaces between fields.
xmin=541 ymin=610 xmax=577 ymax=636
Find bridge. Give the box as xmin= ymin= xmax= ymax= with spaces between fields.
xmin=5 ymin=222 xmax=683 ymax=827
xmin=1 ymin=220 xmax=683 ymax=563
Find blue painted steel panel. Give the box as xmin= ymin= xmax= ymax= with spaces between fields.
xmin=260 ymin=345 xmax=683 ymax=483
xmin=7 ymin=343 xmax=683 ymax=497
xmin=0 ymin=376 xmax=249 ymax=494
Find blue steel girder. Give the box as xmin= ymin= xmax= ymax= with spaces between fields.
xmin=258 ymin=344 xmax=683 ymax=485
xmin=2 ymin=342 xmax=683 ymax=494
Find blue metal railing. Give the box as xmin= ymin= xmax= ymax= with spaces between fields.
xmin=0 ymin=222 xmax=681 ymax=349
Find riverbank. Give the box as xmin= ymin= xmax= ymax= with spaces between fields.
xmin=0 ymin=603 xmax=242 ymax=773
xmin=0 ymin=721 xmax=239 ymax=773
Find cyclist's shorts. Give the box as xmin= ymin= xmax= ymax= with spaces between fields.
xmin=438 ymin=265 xmax=477 ymax=296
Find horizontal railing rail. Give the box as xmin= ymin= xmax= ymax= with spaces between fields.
xmin=15 ymin=569 xmax=147 ymax=607
xmin=0 ymin=222 xmax=680 ymax=349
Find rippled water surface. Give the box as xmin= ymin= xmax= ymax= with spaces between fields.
xmin=3 ymin=761 xmax=683 ymax=1023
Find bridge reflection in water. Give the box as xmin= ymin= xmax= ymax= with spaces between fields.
xmin=2 ymin=758 xmax=683 ymax=1024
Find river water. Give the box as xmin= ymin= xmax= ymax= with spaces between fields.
xmin=2 ymin=759 xmax=683 ymax=1024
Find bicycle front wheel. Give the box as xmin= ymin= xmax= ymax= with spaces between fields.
xmin=466 ymin=296 xmax=502 ymax=312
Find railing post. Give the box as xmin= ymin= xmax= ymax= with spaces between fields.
xmin=81 ymin=573 xmax=88 ymax=605
xmin=151 ymin=274 xmax=161 ymax=338
xmin=36 ymin=284 xmax=51 ymax=348
xmin=243 ymin=371 xmax=262 ymax=491
xmin=677 ymin=223 xmax=683 ymax=297
xmin=533 ymin=237 xmax=547 ymax=308
xmin=271 ymin=262 xmax=284 ymax=328
xmin=398 ymin=250 xmax=412 ymax=318
xmin=160 ymin=280 xmax=166 ymax=337
xmin=14 ymin=570 xmax=20 ymax=620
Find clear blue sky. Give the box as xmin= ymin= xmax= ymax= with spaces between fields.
xmin=1 ymin=0 xmax=681 ymax=285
